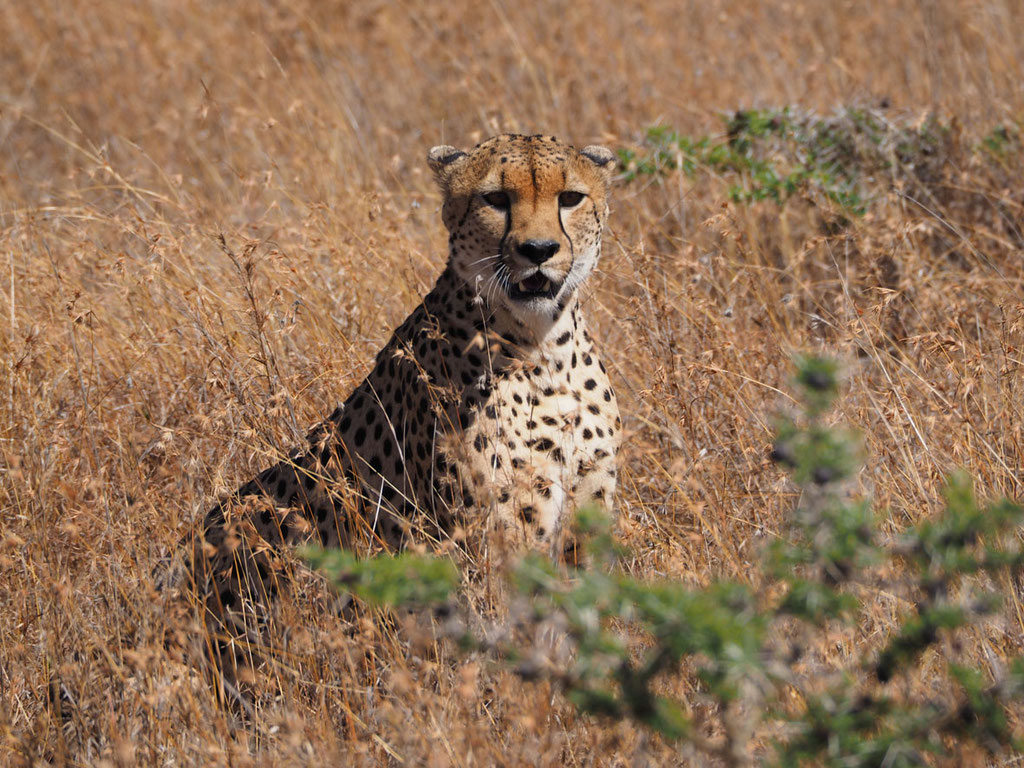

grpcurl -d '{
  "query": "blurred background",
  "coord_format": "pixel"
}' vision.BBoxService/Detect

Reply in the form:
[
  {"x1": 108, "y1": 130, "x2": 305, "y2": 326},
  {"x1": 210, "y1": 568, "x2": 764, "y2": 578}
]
[
  {"x1": 4, "y1": 1, "x2": 1022, "y2": 202},
  {"x1": 1, "y1": 1, "x2": 1022, "y2": 763}
]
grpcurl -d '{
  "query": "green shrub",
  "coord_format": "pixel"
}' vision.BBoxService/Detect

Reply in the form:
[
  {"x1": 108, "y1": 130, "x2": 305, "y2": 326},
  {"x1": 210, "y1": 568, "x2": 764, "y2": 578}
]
[{"x1": 616, "y1": 108, "x2": 978, "y2": 216}]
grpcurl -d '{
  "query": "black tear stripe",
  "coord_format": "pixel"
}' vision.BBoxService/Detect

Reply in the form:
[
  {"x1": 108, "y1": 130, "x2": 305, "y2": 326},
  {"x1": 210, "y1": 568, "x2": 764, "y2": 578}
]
[
  {"x1": 556, "y1": 209, "x2": 576, "y2": 320},
  {"x1": 456, "y1": 198, "x2": 474, "y2": 231},
  {"x1": 497, "y1": 169, "x2": 512, "y2": 262},
  {"x1": 558, "y1": 209, "x2": 575, "y2": 264}
]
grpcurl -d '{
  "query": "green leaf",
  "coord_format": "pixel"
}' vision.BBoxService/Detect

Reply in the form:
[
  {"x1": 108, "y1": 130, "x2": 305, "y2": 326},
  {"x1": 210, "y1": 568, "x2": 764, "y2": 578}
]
[{"x1": 301, "y1": 547, "x2": 459, "y2": 607}]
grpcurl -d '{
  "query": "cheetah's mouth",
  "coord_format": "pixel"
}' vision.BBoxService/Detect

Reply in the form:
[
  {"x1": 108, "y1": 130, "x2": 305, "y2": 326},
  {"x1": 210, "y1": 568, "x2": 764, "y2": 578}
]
[{"x1": 509, "y1": 271, "x2": 562, "y2": 302}]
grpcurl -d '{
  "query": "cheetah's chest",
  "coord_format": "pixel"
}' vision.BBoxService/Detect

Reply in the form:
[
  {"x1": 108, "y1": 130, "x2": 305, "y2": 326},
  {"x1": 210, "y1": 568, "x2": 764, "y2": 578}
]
[{"x1": 453, "y1": 346, "x2": 619, "y2": 544}]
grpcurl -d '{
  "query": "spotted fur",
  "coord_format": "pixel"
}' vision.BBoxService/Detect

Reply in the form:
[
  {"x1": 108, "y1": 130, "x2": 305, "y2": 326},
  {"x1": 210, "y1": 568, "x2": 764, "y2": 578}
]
[{"x1": 195, "y1": 134, "x2": 621, "y2": 619}]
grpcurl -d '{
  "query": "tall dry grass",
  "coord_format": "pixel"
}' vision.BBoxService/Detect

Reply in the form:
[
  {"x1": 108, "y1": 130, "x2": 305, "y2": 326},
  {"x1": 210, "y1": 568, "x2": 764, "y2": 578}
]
[{"x1": 1, "y1": 0, "x2": 1023, "y2": 764}]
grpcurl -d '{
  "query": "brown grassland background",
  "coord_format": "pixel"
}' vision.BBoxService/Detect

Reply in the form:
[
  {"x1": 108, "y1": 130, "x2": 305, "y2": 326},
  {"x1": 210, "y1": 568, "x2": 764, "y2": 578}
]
[{"x1": 2, "y1": 0, "x2": 1024, "y2": 764}]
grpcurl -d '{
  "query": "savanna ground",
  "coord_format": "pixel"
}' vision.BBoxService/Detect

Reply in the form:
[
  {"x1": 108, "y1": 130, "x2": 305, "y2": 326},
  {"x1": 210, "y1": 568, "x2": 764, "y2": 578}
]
[{"x1": 2, "y1": 1, "x2": 1023, "y2": 764}]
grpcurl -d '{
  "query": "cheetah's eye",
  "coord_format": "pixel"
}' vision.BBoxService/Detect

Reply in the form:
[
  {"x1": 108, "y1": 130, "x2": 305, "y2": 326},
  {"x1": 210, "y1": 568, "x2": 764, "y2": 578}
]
[
  {"x1": 558, "y1": 191, "x2": 585, "y2": 208},
  {"x1": 482, "y1": 191, "x2": 510, "y2": 209}
]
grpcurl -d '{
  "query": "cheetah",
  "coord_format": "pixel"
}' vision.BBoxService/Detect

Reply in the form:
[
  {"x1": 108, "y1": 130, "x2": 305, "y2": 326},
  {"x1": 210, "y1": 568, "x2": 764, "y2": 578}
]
[{"x1": 195, "y1": 134, "x2": 621, "y2": 620}]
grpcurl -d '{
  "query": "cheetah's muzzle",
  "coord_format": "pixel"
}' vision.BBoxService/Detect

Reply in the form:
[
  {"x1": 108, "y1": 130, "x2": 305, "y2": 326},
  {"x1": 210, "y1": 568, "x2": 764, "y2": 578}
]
[{"x1": 510, "y1": 270, "x2": 562, "y2": 301}]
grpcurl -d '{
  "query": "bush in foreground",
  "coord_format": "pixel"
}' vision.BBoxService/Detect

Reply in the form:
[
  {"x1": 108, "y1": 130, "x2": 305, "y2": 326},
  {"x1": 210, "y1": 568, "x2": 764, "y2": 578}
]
[{"x1": 306, "y1": 357, "x2": 1024, "y2": 765}]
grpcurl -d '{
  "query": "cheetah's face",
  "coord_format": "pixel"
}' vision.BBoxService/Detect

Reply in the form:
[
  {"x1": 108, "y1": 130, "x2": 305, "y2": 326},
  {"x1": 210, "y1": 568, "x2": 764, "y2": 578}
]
[{"x1": 429, "y1": 134, "x2": 615, "y2": 323}]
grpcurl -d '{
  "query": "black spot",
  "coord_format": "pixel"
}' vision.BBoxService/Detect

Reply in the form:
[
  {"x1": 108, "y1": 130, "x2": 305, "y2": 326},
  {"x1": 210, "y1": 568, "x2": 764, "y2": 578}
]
[
  {"x1": 583, "y1": 428, "x2": 593, "y2": 440},
  {"x1": 520, "y1": 506, "x2": 536, "y2": 523},
  {"x1": 533, "y1": 438, "x2": 555, "y2": 452},
  {"x1": 603, "y1": 389, "x2": 612, "y2": 402},
  {"x1": 354, "y1": 427, "x2": 367, "y2": 446},
  {"x1": 587, "y1": 404, "x2": 600, "y2": 415},
  {"x1": 369, "y1": 455, "x2": 383, "y2": 475},
  {"x1": 542, "y1": 387, "x2": 555, "y2": 397},
  {"x1": 555, "y1": 331, "x2": 571, "y2": 345},
  {"x1": 584, "y1": 379, "x2": 597, "y2": 390},
  {"x1": 551, "y1": 447, "x2": 564, "y2": 463},
  {"x1": 474, "y1": 434, "x2": 486, "y2": 452}
]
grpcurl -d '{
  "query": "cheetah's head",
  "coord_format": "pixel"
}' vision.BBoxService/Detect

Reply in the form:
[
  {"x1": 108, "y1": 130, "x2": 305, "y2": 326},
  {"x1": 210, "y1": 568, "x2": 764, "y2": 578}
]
[{"x1": 428, "y1": 134, "x2": 615, "y2": 325}]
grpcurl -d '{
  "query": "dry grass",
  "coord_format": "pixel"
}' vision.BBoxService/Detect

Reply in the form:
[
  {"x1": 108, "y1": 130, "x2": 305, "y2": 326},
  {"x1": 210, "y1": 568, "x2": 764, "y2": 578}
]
[{"x1": 1, "y1": 0, "x2": 1023, "y2": 764}]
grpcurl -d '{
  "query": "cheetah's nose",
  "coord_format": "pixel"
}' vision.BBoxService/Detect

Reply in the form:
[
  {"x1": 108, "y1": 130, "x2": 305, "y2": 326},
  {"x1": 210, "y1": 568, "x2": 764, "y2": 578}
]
[{"x1": 517, "y1": 239, "x2": 560, "y2": 264}]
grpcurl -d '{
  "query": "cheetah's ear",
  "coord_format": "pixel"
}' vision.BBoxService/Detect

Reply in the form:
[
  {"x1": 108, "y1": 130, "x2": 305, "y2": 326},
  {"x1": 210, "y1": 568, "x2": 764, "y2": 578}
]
[
  {"x1": 580, "y1": 145, "x2": 616, "y2": 183},
  {"x1": 428, "y1": 145, "x2": 468, "y2": 187}
]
